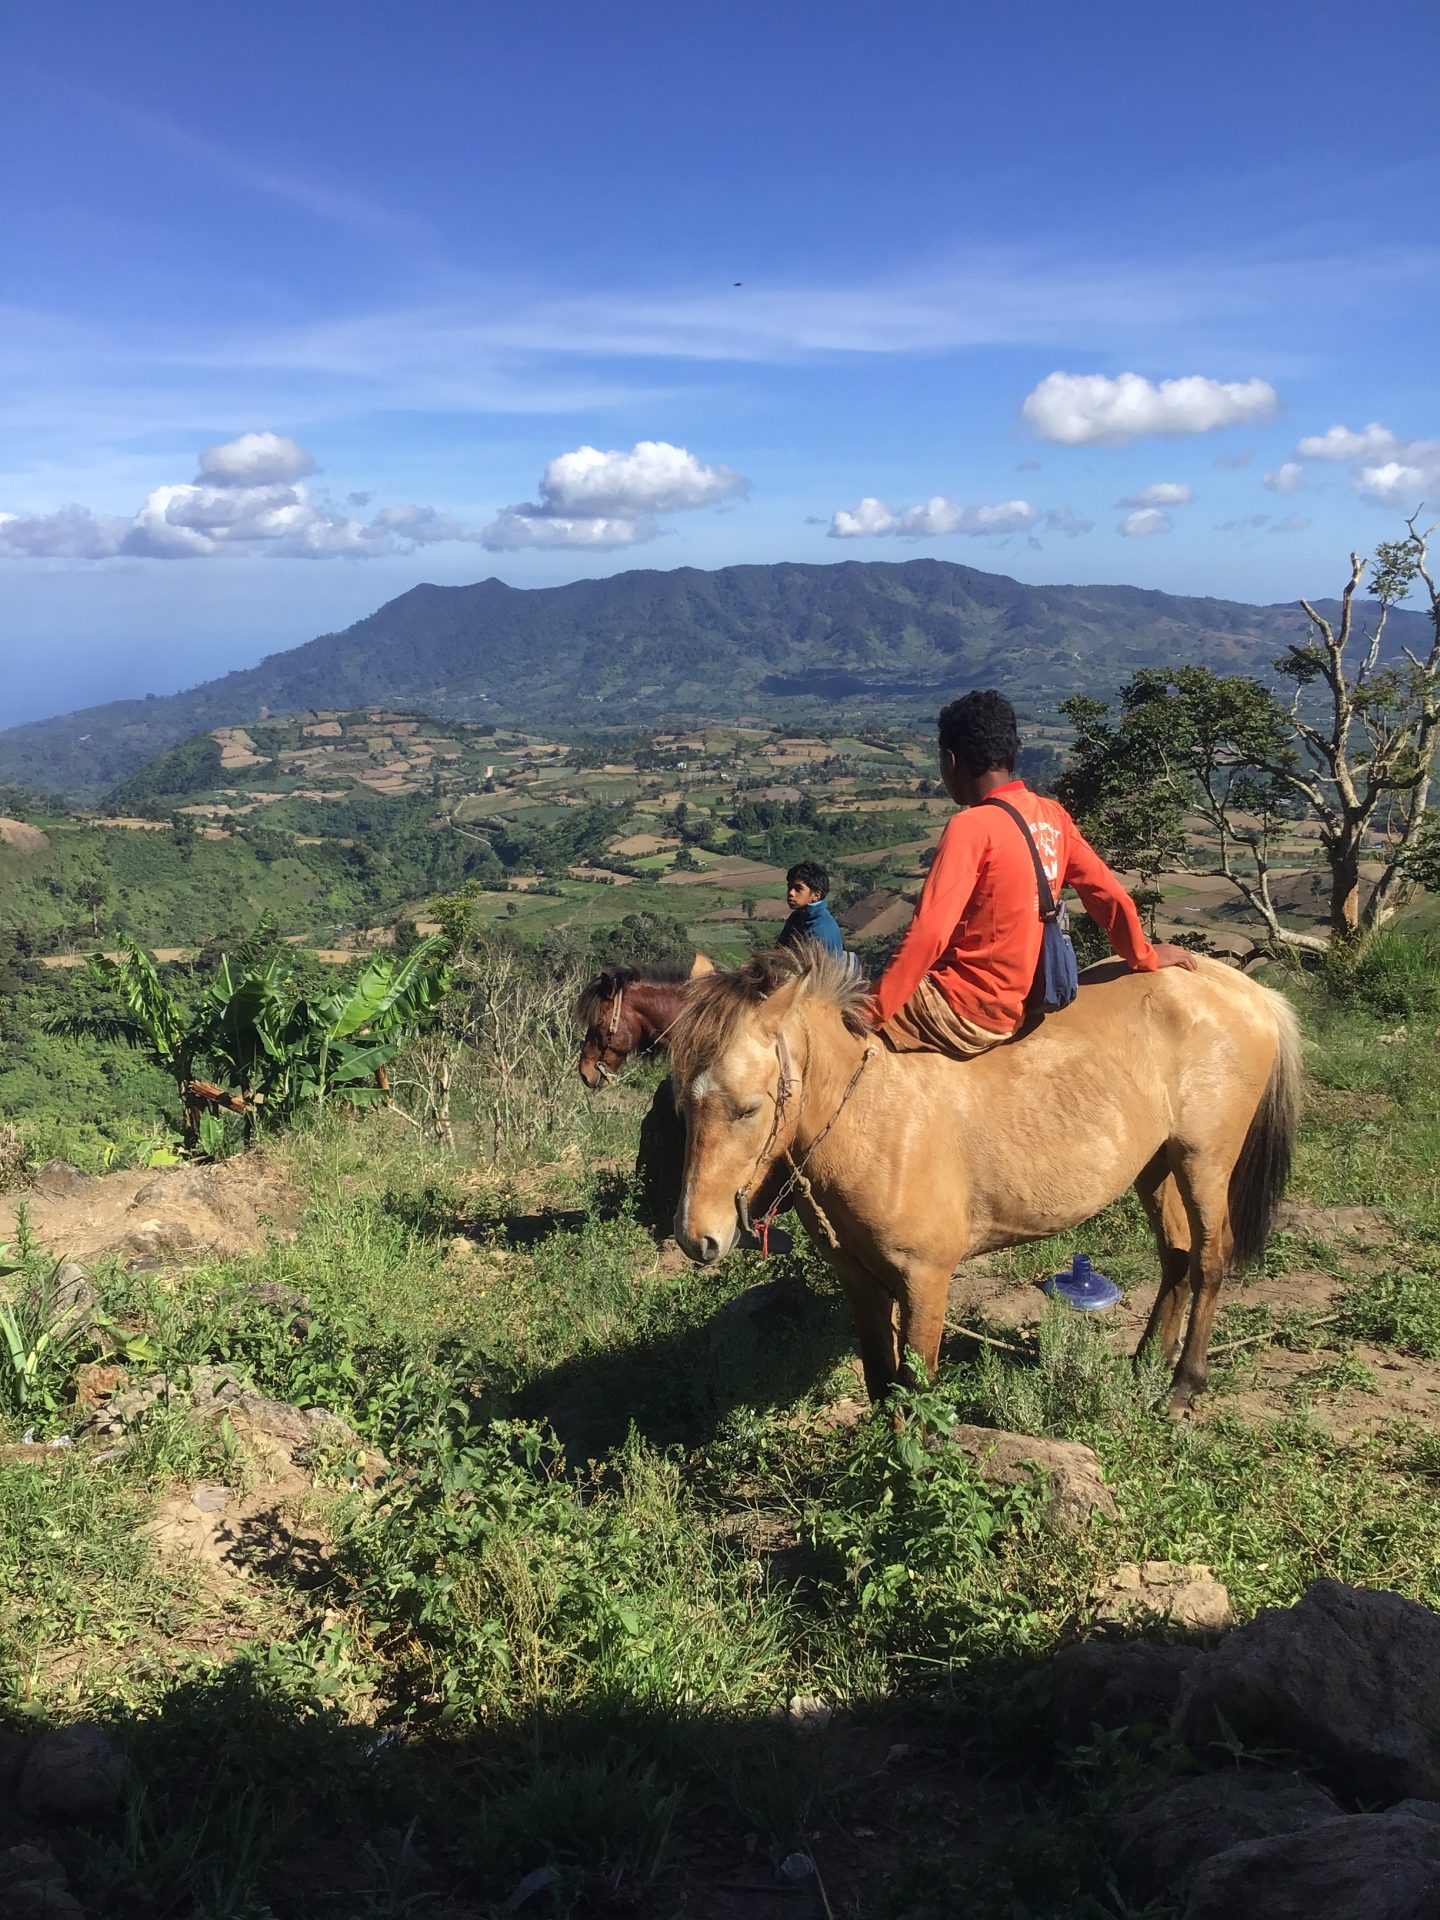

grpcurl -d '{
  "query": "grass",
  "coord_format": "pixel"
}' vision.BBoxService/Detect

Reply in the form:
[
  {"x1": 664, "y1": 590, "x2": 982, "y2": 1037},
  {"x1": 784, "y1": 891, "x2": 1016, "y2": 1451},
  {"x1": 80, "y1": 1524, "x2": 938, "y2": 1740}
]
[{"x1": 3, "y1": 976, "x2": 1440, "y2": 1915}]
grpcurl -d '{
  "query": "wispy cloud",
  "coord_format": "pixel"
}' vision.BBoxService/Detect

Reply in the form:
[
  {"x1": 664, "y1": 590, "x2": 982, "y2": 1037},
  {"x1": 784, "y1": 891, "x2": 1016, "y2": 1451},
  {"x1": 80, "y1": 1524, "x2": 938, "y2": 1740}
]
[{"x1": 74, "y1": 89, "x2": 417, "y2": 243}]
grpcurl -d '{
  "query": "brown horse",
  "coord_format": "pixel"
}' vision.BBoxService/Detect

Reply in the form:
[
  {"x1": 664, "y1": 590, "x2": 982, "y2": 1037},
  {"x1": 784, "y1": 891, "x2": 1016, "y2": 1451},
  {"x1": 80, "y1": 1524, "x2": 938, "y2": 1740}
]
[
  {"x1": 667, "y1": 948, "x2": 1301, "y2": 1416},
  {"x1": 575, "y1": 955, "x2": 713, "y2": 1088}
]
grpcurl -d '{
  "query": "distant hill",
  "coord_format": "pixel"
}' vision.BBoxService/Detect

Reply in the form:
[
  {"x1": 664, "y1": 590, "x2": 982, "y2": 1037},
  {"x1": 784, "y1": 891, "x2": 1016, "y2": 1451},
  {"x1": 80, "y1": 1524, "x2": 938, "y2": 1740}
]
[{"x1": 0, "y1": 558, "x2": 1427, "y2": 803}]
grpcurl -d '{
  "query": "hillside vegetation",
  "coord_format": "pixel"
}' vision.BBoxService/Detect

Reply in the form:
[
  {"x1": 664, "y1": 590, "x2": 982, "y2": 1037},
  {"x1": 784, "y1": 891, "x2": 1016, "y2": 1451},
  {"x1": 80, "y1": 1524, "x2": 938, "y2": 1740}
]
[
  {"x1": 2, "y1": 965, "x2": 1440, "y2": 1917},
  {"x1": 1, "y1": 558, "x2": 1430, "y2": 802}
]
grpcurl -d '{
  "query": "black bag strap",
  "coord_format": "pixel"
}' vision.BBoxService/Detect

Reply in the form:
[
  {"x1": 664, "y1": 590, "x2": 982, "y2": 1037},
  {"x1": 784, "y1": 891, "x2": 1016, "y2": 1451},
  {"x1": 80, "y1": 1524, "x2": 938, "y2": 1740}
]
[{"x1": 979, "y1": 795, "x2": 1060, "y2": 924}]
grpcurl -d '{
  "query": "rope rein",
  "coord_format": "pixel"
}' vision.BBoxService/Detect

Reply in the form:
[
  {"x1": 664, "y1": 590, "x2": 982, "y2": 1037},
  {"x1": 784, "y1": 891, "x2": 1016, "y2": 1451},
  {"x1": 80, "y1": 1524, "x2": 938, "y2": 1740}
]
[{"x1": 738, "y1": 1030, "x2": 876, "y2": 1256}]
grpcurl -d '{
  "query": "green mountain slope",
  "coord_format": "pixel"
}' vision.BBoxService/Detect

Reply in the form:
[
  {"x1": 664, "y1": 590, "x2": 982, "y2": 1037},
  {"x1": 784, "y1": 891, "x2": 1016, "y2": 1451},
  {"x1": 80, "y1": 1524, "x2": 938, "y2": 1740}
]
[{"x1": 1, "y1": 557, "x2": 1425, "y2": 802}]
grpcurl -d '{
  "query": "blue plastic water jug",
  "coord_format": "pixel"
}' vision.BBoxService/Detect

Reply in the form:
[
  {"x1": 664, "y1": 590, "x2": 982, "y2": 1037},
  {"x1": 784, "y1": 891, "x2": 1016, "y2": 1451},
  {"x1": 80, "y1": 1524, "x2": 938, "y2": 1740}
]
[{"x1": 1043, "y1": 1254, "x2": 1121, "y2": 1312}]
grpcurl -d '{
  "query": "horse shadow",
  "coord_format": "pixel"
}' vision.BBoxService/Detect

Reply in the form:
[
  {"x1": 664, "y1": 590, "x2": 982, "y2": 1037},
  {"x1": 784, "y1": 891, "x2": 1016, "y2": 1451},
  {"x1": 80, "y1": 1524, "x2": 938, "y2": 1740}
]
[
  {"x1": 383, "y1": 1168, "x2": 636, "y2": 1249},
  {"x1": 514, "y1": 1254, "x2": 859, "y2": 1462}
]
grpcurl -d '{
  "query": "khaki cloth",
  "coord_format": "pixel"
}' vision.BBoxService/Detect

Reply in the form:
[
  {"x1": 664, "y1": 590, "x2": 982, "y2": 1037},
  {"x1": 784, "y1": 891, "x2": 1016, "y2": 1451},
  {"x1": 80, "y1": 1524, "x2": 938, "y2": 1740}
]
[{"x1": 879, "y1": 973, "x2": 1016, "y2": 1061}]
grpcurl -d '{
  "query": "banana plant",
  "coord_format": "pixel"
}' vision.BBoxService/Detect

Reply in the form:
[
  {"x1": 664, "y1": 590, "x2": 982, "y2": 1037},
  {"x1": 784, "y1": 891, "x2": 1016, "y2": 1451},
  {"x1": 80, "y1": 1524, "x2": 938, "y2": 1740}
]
[{"x1": 47, "y1": 934, "x2": 452, "y2": 1148}]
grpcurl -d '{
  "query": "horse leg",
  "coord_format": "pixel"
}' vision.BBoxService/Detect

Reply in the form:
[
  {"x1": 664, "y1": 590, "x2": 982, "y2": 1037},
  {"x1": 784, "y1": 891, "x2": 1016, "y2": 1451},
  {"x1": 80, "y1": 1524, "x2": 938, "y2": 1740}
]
[
  {"x1": 1166, "y1": 1166, "x2": 1235, "y2": 1418},
  {"x1": 897, "y1": 1265, "x2": 951, "y2": 1388},
  {"x1": 834, "y1": 1258, "x2": 901, "y2": 1402},
  {"x1": 1133, "y1": 1160, "x2": 1193, "y2": 1368}
]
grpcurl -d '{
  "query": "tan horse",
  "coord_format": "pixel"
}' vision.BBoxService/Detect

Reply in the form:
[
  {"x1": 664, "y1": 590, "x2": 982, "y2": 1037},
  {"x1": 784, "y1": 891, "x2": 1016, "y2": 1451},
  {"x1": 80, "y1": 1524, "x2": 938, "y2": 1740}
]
[{"x1": 668, "y1": 948, "x2": 1302, "y2": 1416}]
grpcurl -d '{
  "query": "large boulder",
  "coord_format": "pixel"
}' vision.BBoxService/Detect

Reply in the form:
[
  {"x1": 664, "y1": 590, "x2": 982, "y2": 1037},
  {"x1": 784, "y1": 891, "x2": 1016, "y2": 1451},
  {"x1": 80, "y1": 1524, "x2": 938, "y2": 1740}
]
[
  {"x1": 1109, "y1": 1768, "x2": 1342, "y2": 1906},
  {"x1": 947, "y1": 1426, "x2": 1117, "y2": 1535},
  {"x1": 1052, "y1": 1640, "x2": 1204, "y2": 1747},
  {"x1": 1173, "y1": 1579, "x2": 1440, "y2": 1803},
  {"x1": 1183, "y1": 1803, "x2": 1440, "y2": 1920}
]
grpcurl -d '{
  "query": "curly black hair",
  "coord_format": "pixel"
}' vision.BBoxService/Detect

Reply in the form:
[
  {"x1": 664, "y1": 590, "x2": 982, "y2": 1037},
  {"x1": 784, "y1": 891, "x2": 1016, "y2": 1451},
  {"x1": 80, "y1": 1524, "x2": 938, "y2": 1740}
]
[
  {"x1": 937, "y1": 690, "x2": 1020, "y2": 775},
  {"x1": 786, "y1": 860, "x2": 829, "y2": 897}
]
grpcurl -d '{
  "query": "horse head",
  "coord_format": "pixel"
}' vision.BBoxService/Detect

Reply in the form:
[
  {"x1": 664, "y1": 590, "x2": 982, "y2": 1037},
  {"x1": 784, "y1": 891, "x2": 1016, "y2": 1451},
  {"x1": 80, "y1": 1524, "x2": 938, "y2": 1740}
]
[
  {"x1": 668, "y1": 961, "x2": 812, "y2": 1263},
  {"x1": 576, "y1": 967, "x2": 637, "y2": 1088}
]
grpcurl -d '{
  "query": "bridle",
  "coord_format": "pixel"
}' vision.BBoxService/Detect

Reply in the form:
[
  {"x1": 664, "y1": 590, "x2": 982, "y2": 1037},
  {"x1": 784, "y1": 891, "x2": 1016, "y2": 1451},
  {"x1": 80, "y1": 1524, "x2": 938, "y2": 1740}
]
[
  {"x1": 733, "y1": 1015, "x2": 876, "y2": 1254},
  {"x1": 587, "y1": 979, "x2": 686, "y2": 1086}
]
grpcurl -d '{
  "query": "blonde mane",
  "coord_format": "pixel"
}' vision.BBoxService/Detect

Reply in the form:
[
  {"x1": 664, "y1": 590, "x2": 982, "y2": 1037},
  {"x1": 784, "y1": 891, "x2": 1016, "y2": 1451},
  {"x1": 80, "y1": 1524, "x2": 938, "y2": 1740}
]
[{"x1": 668, "y1": 945, "x2": 869, "y2": 1087}]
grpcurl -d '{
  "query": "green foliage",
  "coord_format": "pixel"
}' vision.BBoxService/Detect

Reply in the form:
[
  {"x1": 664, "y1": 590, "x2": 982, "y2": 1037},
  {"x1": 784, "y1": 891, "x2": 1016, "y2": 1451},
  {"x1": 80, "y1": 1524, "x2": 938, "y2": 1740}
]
[
  {"x1": 0, "y1": 1218, "x2": 96, "y2": 1424},
  {"x1": 1338, "y1": 1267, "x2": 1440, "y2": 1358},
  {"x1": 107, "y1": 732, "x2": 225, "y2": 816},
  {"x1": 809, "y1": 1369, "x2": 1042, "y2": 1660},
  {"x1": 45, "y1": 935, "x2": 451, "y2": 1142},
  {"x1": 1318, "y1": 928, "x2": 1440, "y2": 1019}
]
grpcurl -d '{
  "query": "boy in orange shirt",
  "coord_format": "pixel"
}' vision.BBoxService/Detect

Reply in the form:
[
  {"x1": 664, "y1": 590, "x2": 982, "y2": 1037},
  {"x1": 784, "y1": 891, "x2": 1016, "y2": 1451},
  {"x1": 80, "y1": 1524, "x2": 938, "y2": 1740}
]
[{"x1": 869, "y1": 690, "x2": 1195, "y2": 1058}]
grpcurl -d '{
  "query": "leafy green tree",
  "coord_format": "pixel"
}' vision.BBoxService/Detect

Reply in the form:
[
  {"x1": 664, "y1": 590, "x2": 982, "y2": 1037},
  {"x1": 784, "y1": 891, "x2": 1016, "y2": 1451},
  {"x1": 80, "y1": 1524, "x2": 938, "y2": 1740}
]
[{"x1": 1061, "y1": 517, "x2": 1440, "y2": 953}]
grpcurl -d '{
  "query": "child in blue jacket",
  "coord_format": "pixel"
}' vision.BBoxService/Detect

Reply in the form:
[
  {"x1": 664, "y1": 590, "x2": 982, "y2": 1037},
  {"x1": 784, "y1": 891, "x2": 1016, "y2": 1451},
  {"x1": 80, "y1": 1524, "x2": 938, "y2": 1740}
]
[{"x1": 778, "y1": 860, "x2": 846, "y2": 958}]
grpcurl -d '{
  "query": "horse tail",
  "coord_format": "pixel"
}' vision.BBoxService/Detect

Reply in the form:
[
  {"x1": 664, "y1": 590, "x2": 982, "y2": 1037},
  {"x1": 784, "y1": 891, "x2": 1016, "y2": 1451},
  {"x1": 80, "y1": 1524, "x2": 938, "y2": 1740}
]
[{"x1": 1227, "y1": 986, "x2": 1303, "y2": 1272}]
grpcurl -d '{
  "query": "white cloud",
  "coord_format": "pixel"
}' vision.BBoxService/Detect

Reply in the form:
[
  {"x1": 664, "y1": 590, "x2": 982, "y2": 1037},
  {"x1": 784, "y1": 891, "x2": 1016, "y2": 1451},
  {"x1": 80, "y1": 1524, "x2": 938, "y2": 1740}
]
[
  {"x1": 1269, "y1": 514, "x2": 1310, "y2": 535},
  {"x1": 0, "y1": 505, "x2": 128, "y2": 559},
  {"x1": 1118, "y1": 508, "x2": 1173, "y2": 538},
  {"x1": 1263, "y1": 462, "x2": 1304, "y2": 494},
  {"x1": 537, "y1": 440, "x2": 746, "y2": 516},
  {"x1": 1022, "y1": 371, "x2": 1279, "y2": 446},
  {"x1": 1116, "y1": 482, "x2": 1193, "y2": 507},
  {"x1": 0, "y1": 431, "x2": 489, "y2": 561},
  {"x1": 1215, "y1": 514, "x2": 1271, "y2": 532},
  {"x1": 479, "y1": 509, "x2": 658, "y2": 552},
  {"x1": 1290, "y1": 421, "x2": 1440, "y2": 505},
  {"x1": 828, "y1": 495, "x2": 1037, "y2": 540},
  {"x1": 195, "y1": 431, "x2": 316, "y2": 488},
  {"x1": 1214, "y1": 450, "x2": 1255, "y2": 469},
  {"x1": 479, "y1": 438, "x2": 748, "y2": 550},
  {"x1": 1295, "y1": 422, "x2": 1398, "y2": 462},
  {"x1": 1357, "y1": 459, "x2": 1438, "y2": 505}
]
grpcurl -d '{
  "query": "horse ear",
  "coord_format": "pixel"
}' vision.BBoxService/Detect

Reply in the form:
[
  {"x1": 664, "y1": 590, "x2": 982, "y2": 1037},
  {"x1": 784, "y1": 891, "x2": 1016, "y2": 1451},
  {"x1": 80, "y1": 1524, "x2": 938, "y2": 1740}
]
[
  {"x1": 757, "y1": 974, "x2": 805, "y2": 1031},
  {"x1": 690, "y1": 951, "x2": 715, "y2": 977},
  {"x1": 597, "y1": 967, "x2": 617, "y2": 993}
]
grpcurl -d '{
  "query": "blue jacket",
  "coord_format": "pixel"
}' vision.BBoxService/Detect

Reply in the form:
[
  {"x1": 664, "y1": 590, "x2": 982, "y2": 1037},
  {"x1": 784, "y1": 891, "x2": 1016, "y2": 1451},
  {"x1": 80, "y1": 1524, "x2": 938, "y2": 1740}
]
[{"x1": 779, "y1": 898, "x2": 846, "y2": 958}]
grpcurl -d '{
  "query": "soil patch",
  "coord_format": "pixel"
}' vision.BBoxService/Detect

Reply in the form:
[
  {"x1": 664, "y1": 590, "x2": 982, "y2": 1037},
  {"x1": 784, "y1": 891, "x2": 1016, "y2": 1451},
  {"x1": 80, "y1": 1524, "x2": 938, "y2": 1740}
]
[{"x1": 0, "y1": 1155, "x2": 301, "y2": 1269}]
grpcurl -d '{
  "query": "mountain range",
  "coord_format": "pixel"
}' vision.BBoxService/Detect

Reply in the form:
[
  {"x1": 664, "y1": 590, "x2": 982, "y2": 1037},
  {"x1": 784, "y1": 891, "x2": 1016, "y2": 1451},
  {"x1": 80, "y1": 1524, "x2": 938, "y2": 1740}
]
[{"x1": 1, "y1": 558, "x2": 1424, "y2": 803}]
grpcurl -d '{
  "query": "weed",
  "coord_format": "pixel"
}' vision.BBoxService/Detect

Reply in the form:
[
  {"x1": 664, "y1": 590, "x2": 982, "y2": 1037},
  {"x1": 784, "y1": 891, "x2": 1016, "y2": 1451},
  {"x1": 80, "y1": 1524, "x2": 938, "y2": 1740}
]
[{"x1": 1337, "y1": 1265, "x2": 1440, "y2": 1357}]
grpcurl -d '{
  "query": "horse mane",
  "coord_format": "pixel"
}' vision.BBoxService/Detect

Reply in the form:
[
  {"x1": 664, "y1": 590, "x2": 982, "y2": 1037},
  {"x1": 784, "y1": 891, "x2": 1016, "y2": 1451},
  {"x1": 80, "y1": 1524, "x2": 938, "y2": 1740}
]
[
  {"x1": 668, "y1": 946, "x2": 869, "y2": 1087},
  {"x1": 575, "y1": 960, "x2": 695, "y2": 1030}
]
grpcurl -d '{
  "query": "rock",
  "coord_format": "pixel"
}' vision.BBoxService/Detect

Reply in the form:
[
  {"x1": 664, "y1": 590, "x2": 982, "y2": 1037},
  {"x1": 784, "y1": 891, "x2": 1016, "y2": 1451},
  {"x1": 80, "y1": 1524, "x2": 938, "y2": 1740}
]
[
  {"x1": 0, "y1": 1844, "x2": 85, "y2": 1920},
  {"x1": 1091, "y1": 1562, "x2": 1234, "y2": 1639},
  {"x1": 1109, "y1": 1768, "x2": 1342, "y2": 1905},
  {"x1": 781, "y1": 1694, "x2": 832, "y2": 1736},
  {"x1": 87, "y1": 1372, "x2": 173, "y2": 1433},
  {"x1": 17, "y1": 1723, "x2": 122, "y2": 1822},
  {"x1": 1183, "y1": 1804, "x2": 1440, "y2": 1920},
  {"x1": 242, "y1": 1280, "x2": 304, "y2": 1308},
  {"x1": 1052, "y1": 1640, "x2": 1204, "y2": 1746},
  {"x1": 813, "y1": 1396, "x2": 868, "y2": 1432},
  {"x1": 947, "y1": 1425, "x2": 1118, "y2": 1535},
  {"x1": 44, "y1": 1262, "x2": 98, "y2": 1320},
  {"x1": 1173, "y1": 1578, "x2": 1440, "y2": 1803},
  {"x1": 32, "y1": 1163, "x2": 93, "y2": 1200},
  {"x1": 189, "y1": 1366, "x2": 362, "y2": 1465},
  {"x1": 73, "y1": 1362, "x2": 126, "y2": 1409}
]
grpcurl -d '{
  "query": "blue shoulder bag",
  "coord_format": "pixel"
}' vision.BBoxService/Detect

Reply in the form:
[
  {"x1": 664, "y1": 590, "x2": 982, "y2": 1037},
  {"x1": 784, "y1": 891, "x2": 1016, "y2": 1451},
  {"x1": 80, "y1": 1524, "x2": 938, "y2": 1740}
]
[{"x1": 980, "y1": 796, "x2": 1079, "y2": 1014}]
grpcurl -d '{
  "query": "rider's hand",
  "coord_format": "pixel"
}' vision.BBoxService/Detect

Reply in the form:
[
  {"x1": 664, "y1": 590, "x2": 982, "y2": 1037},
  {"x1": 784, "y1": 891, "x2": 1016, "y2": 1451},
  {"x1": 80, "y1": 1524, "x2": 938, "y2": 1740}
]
[{"x1": 1151, "y1": 942, "x2": 1199, "y2": 972}]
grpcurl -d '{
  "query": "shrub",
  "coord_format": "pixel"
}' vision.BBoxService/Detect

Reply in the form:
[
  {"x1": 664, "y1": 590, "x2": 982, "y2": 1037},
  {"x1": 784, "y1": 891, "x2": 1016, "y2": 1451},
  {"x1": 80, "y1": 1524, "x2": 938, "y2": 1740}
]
[{"x1": 1319, "y1": 929, "x2": 1440, "y2": 1021}]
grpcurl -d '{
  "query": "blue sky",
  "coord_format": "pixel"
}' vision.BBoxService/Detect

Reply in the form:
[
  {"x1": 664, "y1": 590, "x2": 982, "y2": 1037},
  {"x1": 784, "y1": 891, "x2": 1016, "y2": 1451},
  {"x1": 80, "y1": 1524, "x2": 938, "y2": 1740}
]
[{"x1": 2, "y1": 0, "x2": 1437, "y2": 726}]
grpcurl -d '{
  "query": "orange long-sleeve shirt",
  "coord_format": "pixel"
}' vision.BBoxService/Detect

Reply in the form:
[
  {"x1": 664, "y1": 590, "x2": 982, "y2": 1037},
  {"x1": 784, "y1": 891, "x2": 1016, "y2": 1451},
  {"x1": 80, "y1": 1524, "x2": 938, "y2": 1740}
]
[{"x1": 870, "y1": 780, "x2": 1158, "y2": 1035}]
